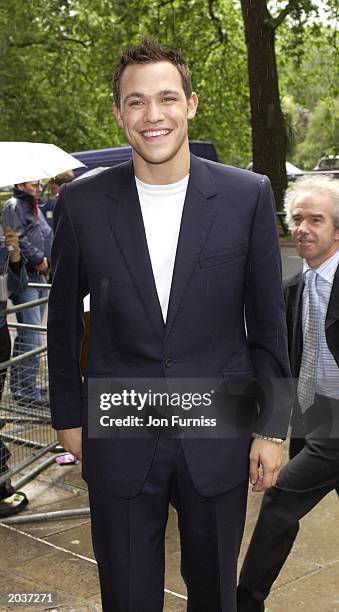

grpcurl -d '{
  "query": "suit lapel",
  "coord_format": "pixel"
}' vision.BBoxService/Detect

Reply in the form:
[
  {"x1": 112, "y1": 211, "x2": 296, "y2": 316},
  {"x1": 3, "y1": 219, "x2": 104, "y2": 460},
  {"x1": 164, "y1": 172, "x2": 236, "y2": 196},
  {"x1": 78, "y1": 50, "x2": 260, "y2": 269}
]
[
  {"x1": 325, "y1": 264, "x2": 339, "y2": 330},
  {"x1": 165, "y1": 155, "x2": 218, "y2": 339},
  {"x1": 106, "y1": 161, "x2": 165, "y2": 341},
  {"x1": 288, "y1": 273, "x2": 304, "y2": 376},
  {"x1": 105, "y1": 156, "x2": 218, "y2": 342}
]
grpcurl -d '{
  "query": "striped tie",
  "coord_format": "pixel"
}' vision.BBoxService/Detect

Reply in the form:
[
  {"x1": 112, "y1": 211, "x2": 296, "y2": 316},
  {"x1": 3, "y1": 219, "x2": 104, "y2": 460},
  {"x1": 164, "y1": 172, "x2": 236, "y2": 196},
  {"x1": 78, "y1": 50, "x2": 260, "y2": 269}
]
[{"x1": 297, "y1": 269, "x2": 318, "y2": 412}]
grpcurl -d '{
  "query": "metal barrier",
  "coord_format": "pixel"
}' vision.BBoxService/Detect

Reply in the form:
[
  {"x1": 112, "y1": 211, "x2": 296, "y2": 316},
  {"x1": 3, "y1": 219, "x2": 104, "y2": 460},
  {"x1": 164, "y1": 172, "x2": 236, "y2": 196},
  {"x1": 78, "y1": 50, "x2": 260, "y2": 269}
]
[
  {"x1": 0, "y1": 325, "x2": 56, "y2": 485},
  {"x1": 0, "y1": 285, "x2": 90, "y2": 523}
]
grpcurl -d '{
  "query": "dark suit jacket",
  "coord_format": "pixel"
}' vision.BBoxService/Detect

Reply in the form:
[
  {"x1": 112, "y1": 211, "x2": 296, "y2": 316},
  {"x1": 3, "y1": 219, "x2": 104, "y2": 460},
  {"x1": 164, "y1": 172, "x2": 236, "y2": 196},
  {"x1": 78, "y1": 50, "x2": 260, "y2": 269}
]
[
  {"x1": 284, "y1": 265, "x2": 339, "y2": 436},
  {"x1": 47, "y1": 154, "x2": 291, "y2": 498},
  {"x1": 284, "y1": 265, "x2": 339, "y2": 376}
]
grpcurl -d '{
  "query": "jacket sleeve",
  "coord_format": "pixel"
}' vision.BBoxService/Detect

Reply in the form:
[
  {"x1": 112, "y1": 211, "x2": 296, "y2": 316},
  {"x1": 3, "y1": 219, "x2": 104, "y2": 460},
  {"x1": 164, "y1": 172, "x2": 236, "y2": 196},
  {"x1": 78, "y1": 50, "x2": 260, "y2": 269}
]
[
  {"x1": 7, "y1": 260, "x2": 28, "y2": 295},
  {"x1": 244, "y1": 175, "x2": 293, "y2": 438},
  {"x1": 47, "y1": 185, "x2": 88, "y2": 429},
  {"x1": 3, "y1": 201, "x2": 45, "y2": 266}
]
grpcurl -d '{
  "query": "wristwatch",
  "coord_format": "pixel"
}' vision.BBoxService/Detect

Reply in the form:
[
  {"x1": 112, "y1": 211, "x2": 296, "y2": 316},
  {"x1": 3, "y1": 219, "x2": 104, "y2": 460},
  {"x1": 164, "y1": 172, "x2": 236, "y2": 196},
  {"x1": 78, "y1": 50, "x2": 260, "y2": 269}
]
[{"x1": 252, "y1": 432, "x2": 284, "y2": 444}]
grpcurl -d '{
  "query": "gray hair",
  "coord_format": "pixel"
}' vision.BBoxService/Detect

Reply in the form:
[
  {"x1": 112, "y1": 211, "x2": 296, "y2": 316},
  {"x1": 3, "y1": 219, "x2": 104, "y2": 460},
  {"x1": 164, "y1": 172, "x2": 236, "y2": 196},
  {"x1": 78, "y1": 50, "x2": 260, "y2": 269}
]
[{"x1": 284, "y1": 174, "x2": 339, "y2": 230}]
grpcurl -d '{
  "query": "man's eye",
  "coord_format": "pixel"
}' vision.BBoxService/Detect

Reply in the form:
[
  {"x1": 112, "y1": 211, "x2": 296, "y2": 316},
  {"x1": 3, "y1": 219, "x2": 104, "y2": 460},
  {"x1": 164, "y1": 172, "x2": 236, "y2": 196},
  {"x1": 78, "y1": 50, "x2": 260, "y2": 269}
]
[
  {"x1": 292, "y1": 218, "x2": 301, "y2": 224},
  {"x1": 129, "y1": 100, "x2": 143, "y2": 107},
  {"x1": 162, "y1": 97, "x2": 176, "y2": 103}
]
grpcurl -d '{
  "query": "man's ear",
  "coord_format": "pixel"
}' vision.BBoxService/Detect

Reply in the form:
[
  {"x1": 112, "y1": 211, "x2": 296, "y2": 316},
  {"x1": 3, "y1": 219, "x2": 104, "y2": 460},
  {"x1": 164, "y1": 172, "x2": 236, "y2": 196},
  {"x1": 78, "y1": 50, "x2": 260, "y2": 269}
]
[
  {"x1": 113, "y1": 104, "x2": 124, "y2": 128},
  {"x1": 16, "y1": 183, "x2": 24, "y2": 191},
  {"x1": 187, "y1": 92, "x2": 198, "y2": 121}
]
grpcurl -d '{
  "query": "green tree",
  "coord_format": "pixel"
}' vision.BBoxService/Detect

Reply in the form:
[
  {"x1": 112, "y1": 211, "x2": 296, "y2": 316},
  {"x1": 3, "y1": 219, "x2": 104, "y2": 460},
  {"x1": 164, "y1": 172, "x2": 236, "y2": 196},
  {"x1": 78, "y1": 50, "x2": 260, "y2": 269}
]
[
  {"x1": 1, "y1": 0, "x2": 338, "y2": 205},
  {"x1": 295, "y1": 98, "x2": 339, "y2": 168}
]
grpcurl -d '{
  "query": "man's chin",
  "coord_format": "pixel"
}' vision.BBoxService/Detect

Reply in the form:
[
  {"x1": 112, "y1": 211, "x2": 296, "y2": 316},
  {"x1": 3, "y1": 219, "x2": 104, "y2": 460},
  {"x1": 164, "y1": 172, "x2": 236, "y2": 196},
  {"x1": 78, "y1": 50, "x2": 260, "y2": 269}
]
[
  {"x1": 133, "y1": 147, "x2": 184, "y2": 166},
  {"x1": 295, "y1": 243, "x2": 314, "y2": 258}
]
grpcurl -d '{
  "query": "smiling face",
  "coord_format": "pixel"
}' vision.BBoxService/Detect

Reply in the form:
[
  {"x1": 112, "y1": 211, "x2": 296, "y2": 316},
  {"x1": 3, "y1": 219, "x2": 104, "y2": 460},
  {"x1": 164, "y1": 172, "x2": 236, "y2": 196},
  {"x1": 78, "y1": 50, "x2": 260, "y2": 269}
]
[
  {"x1": 291, "y1": 190, "x2": 339, "y2": 268},
  {"x1": 113, "y1": 61, "x2": 198, "y2": 183}
]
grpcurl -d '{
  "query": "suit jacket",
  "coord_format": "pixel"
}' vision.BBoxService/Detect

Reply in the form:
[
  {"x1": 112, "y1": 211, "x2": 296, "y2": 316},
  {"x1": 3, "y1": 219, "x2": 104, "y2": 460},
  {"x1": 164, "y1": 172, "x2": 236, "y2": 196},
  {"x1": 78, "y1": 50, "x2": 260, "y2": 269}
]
[
  {"x1": 47, "y1": 154, "x2": 292, "y2": 498},
  {"x1": 284, "y1": 265, "x2": 339, "y2": 436},
  {"x1": 284, "y1": 265, "x2": 339, "y2": 376}
]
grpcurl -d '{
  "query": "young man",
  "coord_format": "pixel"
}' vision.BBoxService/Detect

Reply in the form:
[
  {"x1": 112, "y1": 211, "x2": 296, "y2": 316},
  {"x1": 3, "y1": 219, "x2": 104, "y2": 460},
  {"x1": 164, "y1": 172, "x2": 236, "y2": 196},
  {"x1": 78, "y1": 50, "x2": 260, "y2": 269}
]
[
  {"x1": 238, "y1": 175, "x2": 339, "y2": 612},
  {"x1": 48, "y1": 38, "x2": 291, "y2": 612}
]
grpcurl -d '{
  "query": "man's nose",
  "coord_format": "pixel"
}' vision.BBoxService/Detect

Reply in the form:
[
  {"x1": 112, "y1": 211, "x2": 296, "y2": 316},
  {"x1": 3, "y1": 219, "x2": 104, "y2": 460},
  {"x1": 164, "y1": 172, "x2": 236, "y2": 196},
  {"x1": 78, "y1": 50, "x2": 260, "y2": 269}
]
[
  {"x1": 298, "y1": 220, "x2": 309, "y2": 234},
  {"x1": 144, "y1": 101, "x2": 164, "y2": 123}
]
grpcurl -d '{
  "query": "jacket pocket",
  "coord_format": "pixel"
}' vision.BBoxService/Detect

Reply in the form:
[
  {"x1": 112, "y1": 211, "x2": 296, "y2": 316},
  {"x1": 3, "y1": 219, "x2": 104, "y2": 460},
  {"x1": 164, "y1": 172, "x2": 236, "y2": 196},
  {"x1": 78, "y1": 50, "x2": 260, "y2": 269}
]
[
  {"x1": 222, "y1": 370, "x2": 255, "y2": 398},
  {"x1": 199, "y1": 244, "x2": 247, "y2": 269}
]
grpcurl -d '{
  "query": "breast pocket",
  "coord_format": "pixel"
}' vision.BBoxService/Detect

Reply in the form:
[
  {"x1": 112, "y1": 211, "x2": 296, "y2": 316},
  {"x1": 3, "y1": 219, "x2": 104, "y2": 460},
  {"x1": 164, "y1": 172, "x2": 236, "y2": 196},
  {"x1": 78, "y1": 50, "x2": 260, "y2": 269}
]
[{"x1": 199, "y1": 243, "x2": 247, "y2": 269}]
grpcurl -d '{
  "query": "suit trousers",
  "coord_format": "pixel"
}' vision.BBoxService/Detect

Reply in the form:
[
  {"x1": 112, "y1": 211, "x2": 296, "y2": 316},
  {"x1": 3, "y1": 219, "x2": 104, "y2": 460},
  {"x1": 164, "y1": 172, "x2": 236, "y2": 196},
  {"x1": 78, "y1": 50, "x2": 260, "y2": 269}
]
[
  {"x1": 237, "y1": 397, "x2": 339, "y2": 612},
  {"x1": 88, "y1": 437, "x2": 248, "y2": 612}
]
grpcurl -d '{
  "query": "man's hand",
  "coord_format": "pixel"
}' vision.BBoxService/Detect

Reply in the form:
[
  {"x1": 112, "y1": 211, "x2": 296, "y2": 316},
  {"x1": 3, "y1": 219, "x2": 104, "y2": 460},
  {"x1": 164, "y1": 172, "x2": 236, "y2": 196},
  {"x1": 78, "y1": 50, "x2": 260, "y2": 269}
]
[
  {"x1": 4, "y1": 227, "x2": 21, "y2": 262},
  {"x1": 57, "y1": 427, "x2": 82, "y2": 460},
  {"x1": 249, "y1": 438, "x2": 284, "y2": 492},
  {"x1": 36, "y1": 257, "x2": 49, "y2": 274}
]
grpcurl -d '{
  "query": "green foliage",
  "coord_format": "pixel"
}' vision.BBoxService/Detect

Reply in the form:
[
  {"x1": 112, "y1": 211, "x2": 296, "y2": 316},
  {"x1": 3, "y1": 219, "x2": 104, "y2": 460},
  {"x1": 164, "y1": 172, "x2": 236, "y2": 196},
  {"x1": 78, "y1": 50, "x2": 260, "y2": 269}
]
[
  {"x1": 0, "y1": 0, "x2": 251, "y2": 165},
  {"x1": 277, "y1": 18, "x2": 338, "y2": 169},
  {"x1": 0, "y1": 0, "x2": 337, "y2": 172},
  {"x1": 294, "y1": 98, "x2": 339, "y2": 169}
]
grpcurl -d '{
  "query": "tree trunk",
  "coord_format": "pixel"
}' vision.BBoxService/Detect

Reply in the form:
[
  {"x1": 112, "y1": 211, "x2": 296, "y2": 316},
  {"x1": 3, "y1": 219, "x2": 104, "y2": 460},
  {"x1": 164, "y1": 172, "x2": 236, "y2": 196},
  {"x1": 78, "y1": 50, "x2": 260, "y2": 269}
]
[{"x1": 240, "y1": 0, "x2": 287, "y2": 210}]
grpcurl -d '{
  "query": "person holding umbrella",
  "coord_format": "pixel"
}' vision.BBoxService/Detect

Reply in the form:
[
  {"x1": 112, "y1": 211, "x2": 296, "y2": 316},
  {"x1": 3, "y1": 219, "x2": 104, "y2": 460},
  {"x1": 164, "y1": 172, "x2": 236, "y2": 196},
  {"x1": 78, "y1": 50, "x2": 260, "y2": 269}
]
[
  {"x1": 3, "y1": 180, "x2": 53, "y2": 405},
  {"x1": 0, "y1": 142, "x2": 84, "y2": 406},
  {"x1": 0, "y1": 225, "x2": 29, "y2": 517}
]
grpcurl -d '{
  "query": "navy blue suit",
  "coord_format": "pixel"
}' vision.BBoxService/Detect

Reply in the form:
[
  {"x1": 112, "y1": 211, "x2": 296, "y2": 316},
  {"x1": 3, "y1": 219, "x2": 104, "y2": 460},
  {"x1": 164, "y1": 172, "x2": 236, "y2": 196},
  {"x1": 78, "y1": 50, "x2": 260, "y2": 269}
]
[{"x1": 48, "y1": 155, "x2": 291, "y2": 611}]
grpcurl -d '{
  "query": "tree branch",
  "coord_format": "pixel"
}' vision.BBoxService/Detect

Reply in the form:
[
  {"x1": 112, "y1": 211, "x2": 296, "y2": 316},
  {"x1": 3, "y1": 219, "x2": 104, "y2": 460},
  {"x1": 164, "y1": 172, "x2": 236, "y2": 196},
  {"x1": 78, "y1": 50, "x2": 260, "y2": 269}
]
[
  {"x1": 207, "y1": 0, "x2": 228, "y2": 44},
  {"x1": 9, "y1": 35, "x2": 90, "y2": 50},
  {"x1": 267, "y1": 0, "x2": 302, "y2": 30},
  {"x1": 59, "y1": 34, "x2": 91, "y2": 48}
]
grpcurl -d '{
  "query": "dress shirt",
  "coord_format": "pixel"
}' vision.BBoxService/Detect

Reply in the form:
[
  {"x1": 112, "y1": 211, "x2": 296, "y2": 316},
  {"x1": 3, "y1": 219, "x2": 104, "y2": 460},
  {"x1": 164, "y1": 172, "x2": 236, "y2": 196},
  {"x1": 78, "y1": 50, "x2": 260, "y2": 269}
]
[{"x1": 302, "y1": 249, "x2": 339, "y2": 399}]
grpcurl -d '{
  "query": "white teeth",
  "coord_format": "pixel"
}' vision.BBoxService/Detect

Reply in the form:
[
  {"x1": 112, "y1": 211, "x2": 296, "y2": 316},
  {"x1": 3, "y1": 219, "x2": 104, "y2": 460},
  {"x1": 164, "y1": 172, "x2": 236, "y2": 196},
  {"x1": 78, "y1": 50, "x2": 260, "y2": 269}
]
[{"x1": 142, "y1": 130, "x2": 170, "y2": 137}]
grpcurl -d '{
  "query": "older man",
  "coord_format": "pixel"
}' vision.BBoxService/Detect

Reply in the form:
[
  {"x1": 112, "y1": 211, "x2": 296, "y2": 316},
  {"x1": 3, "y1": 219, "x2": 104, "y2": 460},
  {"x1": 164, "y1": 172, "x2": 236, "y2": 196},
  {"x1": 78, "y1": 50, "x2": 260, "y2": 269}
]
[{"x1": 237, "y1": 175, "x2": 339, "y2": 612}]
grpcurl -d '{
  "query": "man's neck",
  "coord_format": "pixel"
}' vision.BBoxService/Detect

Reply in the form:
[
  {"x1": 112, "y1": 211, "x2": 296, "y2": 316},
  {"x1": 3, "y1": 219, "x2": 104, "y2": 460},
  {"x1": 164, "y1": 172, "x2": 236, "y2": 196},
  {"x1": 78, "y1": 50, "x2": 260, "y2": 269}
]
[
  {"x1": 306, "y1": 244, "x2": 339, "y2": 269},
  {"x1": 133, "y1": 148, "x2": 190, "y2": 185}
]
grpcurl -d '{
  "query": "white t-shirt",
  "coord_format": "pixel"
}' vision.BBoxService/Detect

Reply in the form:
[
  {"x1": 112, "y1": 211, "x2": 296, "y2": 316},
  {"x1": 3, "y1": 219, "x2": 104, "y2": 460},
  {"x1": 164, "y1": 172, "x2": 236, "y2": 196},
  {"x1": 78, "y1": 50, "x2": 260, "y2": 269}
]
[{"x1": 136, "y1": 175, "x2": 189, "y2": 322}]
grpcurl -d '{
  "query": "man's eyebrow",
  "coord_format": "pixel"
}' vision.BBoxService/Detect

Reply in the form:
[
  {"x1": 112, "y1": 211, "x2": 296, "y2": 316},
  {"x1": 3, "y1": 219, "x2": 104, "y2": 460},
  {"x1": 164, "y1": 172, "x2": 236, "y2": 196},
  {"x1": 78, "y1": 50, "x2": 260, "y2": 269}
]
[
  {"x1": 123, "y1": 89, "x2": 180, "y2": 103},
  {"x1": 123, "y1": 92, "x2": 145, "y2": 103},
  {"x1": 158, "y1": 89, "x2": 180, "y2": 96},
  {"x1": 292, "y1": 212, "x2": 324, "y2": 218}
]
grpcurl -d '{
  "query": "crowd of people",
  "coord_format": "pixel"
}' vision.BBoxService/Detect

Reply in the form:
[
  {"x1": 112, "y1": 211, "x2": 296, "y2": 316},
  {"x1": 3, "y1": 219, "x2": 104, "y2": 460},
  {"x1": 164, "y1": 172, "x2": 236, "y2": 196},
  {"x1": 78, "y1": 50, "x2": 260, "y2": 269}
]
[
  {"x1": 0, "y1": 36, "x2": 338, "y2": 611},
  {"x1": 0, "y1": 171, "x2": 74, "y2": 517}
]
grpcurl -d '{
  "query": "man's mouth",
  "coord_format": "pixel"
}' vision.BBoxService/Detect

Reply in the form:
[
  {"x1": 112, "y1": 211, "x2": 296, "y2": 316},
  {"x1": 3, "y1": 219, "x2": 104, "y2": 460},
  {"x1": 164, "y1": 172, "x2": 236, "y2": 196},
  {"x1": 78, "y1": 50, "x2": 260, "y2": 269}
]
[{"x1": 141, "y1": 129, "x2": 171, "y2": 138}]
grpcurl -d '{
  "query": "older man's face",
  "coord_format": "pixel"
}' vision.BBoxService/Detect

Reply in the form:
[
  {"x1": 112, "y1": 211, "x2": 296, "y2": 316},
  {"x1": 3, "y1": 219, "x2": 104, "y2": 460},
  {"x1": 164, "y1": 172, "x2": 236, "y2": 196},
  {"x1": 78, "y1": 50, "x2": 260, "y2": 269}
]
[{"x1": 291, "y1": 189, "x2": 339, "y2": 268}]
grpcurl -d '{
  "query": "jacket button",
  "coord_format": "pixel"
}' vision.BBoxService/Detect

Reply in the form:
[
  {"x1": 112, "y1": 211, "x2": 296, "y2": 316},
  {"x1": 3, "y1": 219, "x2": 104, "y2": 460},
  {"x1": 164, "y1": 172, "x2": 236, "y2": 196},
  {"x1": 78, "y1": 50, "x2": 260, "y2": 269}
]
[{"x1": 164, "y1": 358, "x2": 173, "y2": 368}]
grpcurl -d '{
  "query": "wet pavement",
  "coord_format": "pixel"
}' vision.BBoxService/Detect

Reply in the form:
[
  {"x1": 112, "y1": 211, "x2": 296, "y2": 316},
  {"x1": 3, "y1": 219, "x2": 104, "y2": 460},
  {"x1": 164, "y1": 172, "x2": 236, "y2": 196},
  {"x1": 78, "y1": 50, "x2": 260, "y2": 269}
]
[{"x1": 0, "y1": 442, "x2": 338, "y2": 612}]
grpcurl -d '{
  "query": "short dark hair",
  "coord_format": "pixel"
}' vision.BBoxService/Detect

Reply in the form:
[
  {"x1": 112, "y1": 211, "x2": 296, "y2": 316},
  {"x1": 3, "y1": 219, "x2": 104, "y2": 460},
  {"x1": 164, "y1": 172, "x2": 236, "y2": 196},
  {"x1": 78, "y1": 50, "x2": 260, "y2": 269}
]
[
  {"x1": 49, "y1": 170, "x2": 75, "y2": 186},
  {"x1": 112, "y1": 37, "x2": 192, "y2": 108}
]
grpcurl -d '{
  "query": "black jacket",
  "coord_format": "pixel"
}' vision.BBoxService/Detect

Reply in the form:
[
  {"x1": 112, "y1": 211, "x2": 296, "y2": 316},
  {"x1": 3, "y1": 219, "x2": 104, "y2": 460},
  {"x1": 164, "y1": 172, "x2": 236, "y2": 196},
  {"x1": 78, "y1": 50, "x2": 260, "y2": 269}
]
[{"x1": 48, "y1": 155, "x2": 292, "y2": 498}]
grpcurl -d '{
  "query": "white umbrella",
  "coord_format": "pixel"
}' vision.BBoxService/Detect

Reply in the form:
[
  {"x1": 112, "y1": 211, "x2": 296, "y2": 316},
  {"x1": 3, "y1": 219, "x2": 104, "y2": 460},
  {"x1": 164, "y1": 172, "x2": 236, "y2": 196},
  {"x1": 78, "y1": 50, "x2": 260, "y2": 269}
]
[{"x1": 0, "y1": 141, "x2": 86, "y2": 187}]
